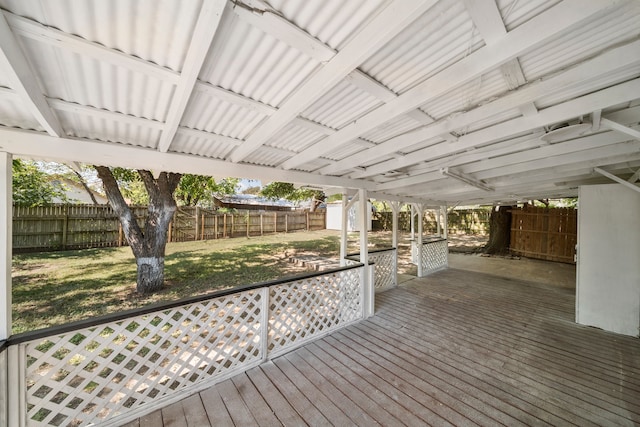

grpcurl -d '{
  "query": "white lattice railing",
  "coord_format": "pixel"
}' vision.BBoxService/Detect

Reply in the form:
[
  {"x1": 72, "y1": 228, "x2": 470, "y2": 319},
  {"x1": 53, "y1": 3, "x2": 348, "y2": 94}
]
[
  {"x1": 5, "y1": 264, "x2": 363, "y2": 427},
  {"x1": 346, "y1": 248, "x2": 397, "y2": 292},
  {"x1": 420, "y1": 239, "x2": 449, "y2": 275}
]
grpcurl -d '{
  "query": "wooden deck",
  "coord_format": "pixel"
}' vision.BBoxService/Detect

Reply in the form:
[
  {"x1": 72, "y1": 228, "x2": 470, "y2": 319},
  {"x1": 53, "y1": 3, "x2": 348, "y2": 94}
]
[{"x1": 123, "y1": 268, "x2": 640, "y2": 426}]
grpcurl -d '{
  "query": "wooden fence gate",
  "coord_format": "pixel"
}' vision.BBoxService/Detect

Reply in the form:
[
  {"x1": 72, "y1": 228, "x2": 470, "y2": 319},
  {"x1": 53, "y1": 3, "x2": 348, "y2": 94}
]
[{"x1": 510, "y1": 206, "x2": 577, "y2": 264}]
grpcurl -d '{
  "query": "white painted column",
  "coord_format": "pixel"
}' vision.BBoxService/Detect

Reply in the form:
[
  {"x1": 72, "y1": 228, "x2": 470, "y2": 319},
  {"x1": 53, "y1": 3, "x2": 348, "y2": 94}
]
[
  {"x1": 390, "y1": 201, "x2": 400, "y2": 249},
  {"x1": 410, "y1": 204, "x2": 415, "y2": 241},
  {"x1": 340, "y1": 193, "x2": 348, "y2": 266},
  {"x1": 0, "y1": 152, "x2": 11, "y2": 340},
  {"x1": 415, "y1": 203, "x2": 424, "y2": 278},
  {"x1": 358, "y1": 189, "x2": 372, "y2": 317},
  {"x1": 441, "y1": 205, "x2": 448, "y2": 239},
  {"x1": 436, "y1": 208, "x2": 441, "y2": 236}
]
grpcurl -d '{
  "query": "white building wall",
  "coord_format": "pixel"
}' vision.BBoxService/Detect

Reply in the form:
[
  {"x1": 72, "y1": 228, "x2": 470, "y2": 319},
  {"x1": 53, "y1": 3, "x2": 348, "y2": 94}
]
[{"x1": 576, "y1": 184, "x2": 640, "y2": 337}]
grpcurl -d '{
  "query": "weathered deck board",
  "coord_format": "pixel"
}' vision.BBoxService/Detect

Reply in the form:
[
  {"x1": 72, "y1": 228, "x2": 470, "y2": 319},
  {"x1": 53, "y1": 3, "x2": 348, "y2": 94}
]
[{"x1": 123, "y1": 268, "x2": 640, "y2": 426}]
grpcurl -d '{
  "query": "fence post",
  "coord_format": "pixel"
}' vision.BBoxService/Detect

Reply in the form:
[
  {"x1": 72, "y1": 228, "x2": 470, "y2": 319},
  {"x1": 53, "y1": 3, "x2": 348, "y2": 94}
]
[
  {"x1": 273, "y1": 212, "x2": 277, "y2": 233},
  {"x1": 285, "y1": 214, "x2": 288, "y2": 233},
  {"x1": 260, "y1": 213, "x2": 263, "y2": 236},
  {"x1": 306, "y1": 211, "x2": 310, "y2": 231},
  {"x1": 118, "y1": 223, "x2": 124, "y2": 246},
  {"x1": 223, "y1": 214, "x2": 227, "y2": 238},
  {"x1": 246, "y1": 212, "x2": 250, "y2": 238},
  {"x1": 195, "y1": 207, "x2": 200, "y2": 240},
  {"x1": 231, "y1": 214, "x2": 234, "y2": 237},
  {"x1": 201, "y1": 214, "x2": 205, "y2": 240},
  {"x1": 61, "y1": 206, "x2": 69, "y2": 249},
  {"x1": 214, "y1": 215, "x2": 218, "y2": 239}
]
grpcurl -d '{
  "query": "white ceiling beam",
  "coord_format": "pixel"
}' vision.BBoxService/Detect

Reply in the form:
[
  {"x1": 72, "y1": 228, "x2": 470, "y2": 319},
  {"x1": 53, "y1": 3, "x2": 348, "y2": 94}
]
[
  {"x1": 229, "y1": 0, "x2": 439, "y2": 163},
  {"x1": 158, "y1": 0, "x2": 227, "y2": 153},
  {"x1": 594, "y1": 167, "x2": 640, "y2": 194},
  {"x1": 628, "y1": 168, "x2": 640, "y2": 183},
  {"x1": 591, "y1": 109, "x2": 602, "y2": 131},
  {"x1": 47, "y1": 98, "x2": 165, "y2": 130},
  {"x1": 367, "y1": 191, "x2": 444, "y2": 207},
  {"x1": 601, "y1": 118, "x2": 640, "y2": 141},
  {"x1": 367, "y1": 78, "x2": 640, "y2": 184},
  {"x1": 0, "y1": 12, "x2": 64, "y2": 137},
  {"x1": 0, "y1": 128, "x2": 376, "y2": 190},
  {"x1": 287, "y1": 0, "x2": 622, "y2": 171},
  {"x1": 388, "y1": 132, "x2": 640, "y2": 195},
  {"x1": 519, "y1": 102, "x2": 538, "y2": 117},
  {"x1": 231, "y1": 4, "x2": 335, "y2": 63},
  {"x1": 4, "y1": 11, "x2": 179, "y2": 83},
  {"x1": 319, "y1": 38, "x2": 640, "y2": 176},
  {"x1": 441, "y1": 167, "x2": 493, "y2": 192}
]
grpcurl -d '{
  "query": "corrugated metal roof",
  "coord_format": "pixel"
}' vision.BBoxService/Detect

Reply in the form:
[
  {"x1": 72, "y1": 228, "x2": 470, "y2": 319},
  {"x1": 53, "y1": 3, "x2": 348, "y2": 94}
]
[
  {"x1": 301, "y1": 80, "x2": 382, "y2": 130},
  {"x1": 199, "y1": 12, "x2": 320, "y2": 107},
  {"x1": 17, "y1": 38, "x2": 174, "y2": 121},
  {"x1": 0, "y1": 0, "x2": 202, "y2": 72},
  {"x1": 266, "y1": 0, "x2": 388, "y2": 50},
  {"x1": 361, "y1": 0, "x2": 484, "y2": 95},
  {"x1": 519, "y1": 2, "x2": 640, "y2": 81},
  {"x1": 361, "y1": 114, "x2": 424, "y2": 144},
  {"x1": 181, "y1": 91, "x2": 267, "y2": 140},
  {"x1": 420, "y1": 68, "x2": 508, "y2": 120},
  {"x1": 264, "y1": 122, "x2": 325, "y2": 153},
  {"x1": 0, "y1": 95, "x2": 43, "y2": 130},
  {"x1": 496, "y1": 0, "x2": 561, "y2": 32},
  {"x1": 243, "y1": 145, "x2": 294, "y2": 167},
  {"x1": 170, "y1": 132, "x2": 236, "y2": 160}
]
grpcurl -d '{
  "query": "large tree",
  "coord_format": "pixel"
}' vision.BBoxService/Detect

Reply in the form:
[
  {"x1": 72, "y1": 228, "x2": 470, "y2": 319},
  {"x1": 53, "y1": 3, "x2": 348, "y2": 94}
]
[
  {"x1": 175, "y1": 175, "x2": 238, "y2": 206},
  {"x1": 95, "y1": 167, "x2": 181, "y2": 294},
  {"x1": 483, "y1": 205, "x2": 513, "y2": 255},
  {"x1": 260, "y1": 182, "x2": 325, "y2": 211}
]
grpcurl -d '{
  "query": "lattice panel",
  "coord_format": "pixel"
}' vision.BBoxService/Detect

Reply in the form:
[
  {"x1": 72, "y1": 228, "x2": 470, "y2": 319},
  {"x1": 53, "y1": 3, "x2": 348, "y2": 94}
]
[
  {"x1": 268, "y1": 268, "x2": 362, "y2": 355},
  {"x1": 421, "y1": 239, "x2": 449, "y2": 275},
  {"x1": 23, "y1": 290, "x2": 263, "y2": 426},
  {"x1": 369, "y1": 250, "x2": 397, "y2": 291}
]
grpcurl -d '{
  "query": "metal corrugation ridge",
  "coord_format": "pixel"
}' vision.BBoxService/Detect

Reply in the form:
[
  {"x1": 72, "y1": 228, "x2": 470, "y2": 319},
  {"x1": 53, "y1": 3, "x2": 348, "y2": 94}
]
[
  {"x1": 301, "y1": 80, "x2": 382, "y2": 130},
  {"x1": 361, "y1": 114, "x2": 424, "y2": 144},
  {"x1": 266, "y1": 0, "x2": 388, "y2": 50},
  {"x1": 18, "y1": 38, "x2": 174, "y2": 122},
  {"x1": 324, "y1": 140, "x2": 372, "y2": 162},
  {"x1": 0, "y1": 0, "x2": 201, "y2": 72},
  {"x1": 455, "y1": 108, "x2": 522, "y2": 136},
  {"x1": 200, "y1": 13, "x2": 320, "y2": 108},
  {"x1": 57, "y1": 111, "x2": 160, "y2": 149},
  {"x1": 420, "y1": 68, "x2": 508, "y2": 121},
  {"x1": 264, "y1": 122, "x2": 325, "y2": 153},
  {"x1": 0, "y1": 95, "x2": 44, "y2": 131},
  {"x1": 181, "y1": 91, "x2": 267, "y2": 140},
  {"x1": 361, "y1": 0, "x2": 484, "y2": 95},
  {"x1": 496, "y1": 0, "x2": 561, "y2": 32},
  {"x1": 519, "y1": 2, "x2": 640, "y2": 81},
  {"x1": 292, "y1": 158, "x2": 332, "y2": 173},
  {"x1": 243, "y1": 146, "x2": 294, "y2": 167},
  {"x1": 171, "y1": 132, "x2": 236, "y2": 160},
  {"x1": 535, "y1": 65, "x2": 640, "y2": 110}
]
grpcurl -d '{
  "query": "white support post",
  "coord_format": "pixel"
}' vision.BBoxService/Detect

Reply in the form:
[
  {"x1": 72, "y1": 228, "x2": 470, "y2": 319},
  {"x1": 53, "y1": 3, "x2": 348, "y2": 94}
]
[
  {"x1": 436, "y1": 208, "x2": 441, "y2": 236},
  {"x1": 410, "y1": 204, "x2": 415, "y2": 241},
  {"x1": 415, "y1": 203, "x2": 424, "y2": 278},
  {"x1": 340, "y1": 193, "x2": 349, "y2": 265},
  {"x1": 441, "y1": 205, "x2": 448, "y2": 239},
  {"x1": 0, "y1": 152, "x2": 11, "y2": 340},
  {"x1": 358, "y1": 189, "x2": 372, "y2": 317},
  {"x1": 390, "y1": 201, "x2": 401, "y2": 249}
]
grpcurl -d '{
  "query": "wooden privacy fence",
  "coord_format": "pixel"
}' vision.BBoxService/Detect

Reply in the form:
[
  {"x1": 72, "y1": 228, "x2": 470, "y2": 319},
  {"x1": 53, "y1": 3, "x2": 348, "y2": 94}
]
[
  {"x1": 12, "y1": 205, "x2": 326, "y2": 252},
  {"x1": 510, "y1": 206, "x2": 577, "y2": 264},
  {"x1": 373, "y1": 209, "x2": 490, "y2": 235}
]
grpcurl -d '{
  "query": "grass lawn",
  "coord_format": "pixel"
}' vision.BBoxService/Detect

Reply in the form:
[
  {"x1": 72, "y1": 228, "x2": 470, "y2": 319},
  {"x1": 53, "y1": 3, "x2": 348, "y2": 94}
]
[{"x1": 12, "y1": 230, "x2": 349, "y2": 334}]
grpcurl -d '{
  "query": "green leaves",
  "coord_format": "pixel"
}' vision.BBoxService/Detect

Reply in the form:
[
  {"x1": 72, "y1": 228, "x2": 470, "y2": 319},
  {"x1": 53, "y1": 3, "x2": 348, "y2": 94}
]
[{"x1": 12, "y1": 159, "x2": 66, "y2": 206}]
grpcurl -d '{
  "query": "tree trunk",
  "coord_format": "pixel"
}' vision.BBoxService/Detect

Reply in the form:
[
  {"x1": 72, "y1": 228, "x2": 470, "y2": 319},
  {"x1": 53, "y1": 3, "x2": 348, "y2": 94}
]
[
  {"x1": 484, "y1": 205, "x2": 513, "y2": 255},
  {"x1": 95, "y1": 166, "x2": 181, "y2": 294}
]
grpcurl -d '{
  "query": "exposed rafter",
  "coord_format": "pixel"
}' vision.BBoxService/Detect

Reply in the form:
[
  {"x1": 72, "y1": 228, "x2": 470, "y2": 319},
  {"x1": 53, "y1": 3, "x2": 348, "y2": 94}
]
[
  {"x1": 594, "y1": 167, "x2": 640, "y2": 194},
  {"x1": 157, "y1": 0, "x2": 227, "y2": 153},
  {"x1": 229, "y1": 0, "x2": 439, "y2": 163},
  {"x1": 283, "y1": 0, "x2": 621, "y2": 170},
  {"x1": 441, "y1": 167, "x2": 493, "y2": 192},
  {"x1": 601, "y1": 118, "x2": 640, "y2": 141},
  {"x1": 0, "y1": 12, "x2": 63, "y2": 136},
  {"x1": 319, "y1": 28, "x2": 640, "y2": 177}
]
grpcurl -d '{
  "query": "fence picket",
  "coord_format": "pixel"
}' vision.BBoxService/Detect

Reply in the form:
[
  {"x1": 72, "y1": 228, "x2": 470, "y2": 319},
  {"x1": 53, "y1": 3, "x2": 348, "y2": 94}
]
[{"x1": 12, "y1": 204, "x2": 326, "y2": 252}]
